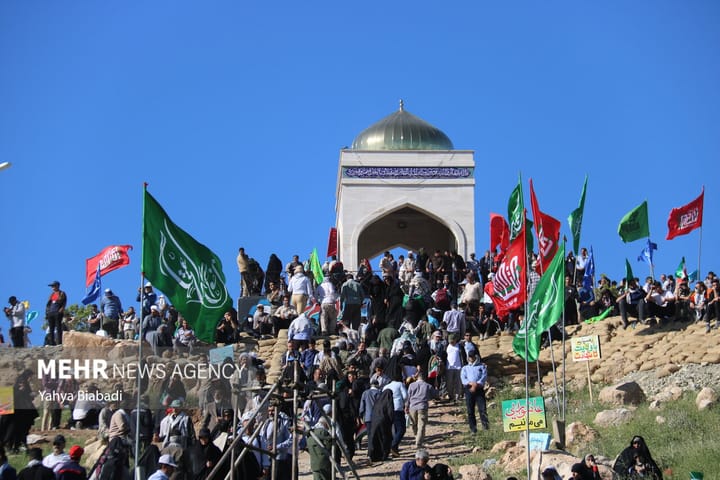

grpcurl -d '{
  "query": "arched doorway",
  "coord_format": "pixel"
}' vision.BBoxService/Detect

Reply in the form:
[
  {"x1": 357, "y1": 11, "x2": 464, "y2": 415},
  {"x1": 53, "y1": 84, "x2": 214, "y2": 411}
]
[{"x1": 356, "y1": 206, "x2": 456, "y2": 264}]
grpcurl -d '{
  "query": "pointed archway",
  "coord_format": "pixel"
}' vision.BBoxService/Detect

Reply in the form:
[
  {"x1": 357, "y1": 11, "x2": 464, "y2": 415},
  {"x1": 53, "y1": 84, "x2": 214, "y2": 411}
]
[{"x1": 356, "y1": 206, "x2": 456, "y2": 263}]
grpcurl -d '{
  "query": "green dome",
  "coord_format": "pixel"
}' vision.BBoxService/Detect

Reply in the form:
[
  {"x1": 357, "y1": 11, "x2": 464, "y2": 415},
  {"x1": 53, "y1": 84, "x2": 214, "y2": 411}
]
[{"x1": 351, "y1": 100, "x2": 454, "y2": 151}]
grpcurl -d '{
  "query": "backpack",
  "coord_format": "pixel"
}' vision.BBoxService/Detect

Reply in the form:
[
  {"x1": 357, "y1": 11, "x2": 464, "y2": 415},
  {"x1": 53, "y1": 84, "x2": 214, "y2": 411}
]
[{"x1": 434, "y1": 288, "x2": 449, "y2": 309}]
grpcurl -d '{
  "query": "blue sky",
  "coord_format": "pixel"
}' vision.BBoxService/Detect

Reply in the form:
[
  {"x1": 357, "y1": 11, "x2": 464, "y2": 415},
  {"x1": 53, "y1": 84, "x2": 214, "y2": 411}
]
[{"x1": 1, "y1": 1, "x2": 718, "y2": 345}]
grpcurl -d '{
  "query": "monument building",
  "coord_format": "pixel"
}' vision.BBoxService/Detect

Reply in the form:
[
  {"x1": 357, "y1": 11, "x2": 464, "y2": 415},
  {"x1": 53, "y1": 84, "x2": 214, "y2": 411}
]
[{"x1": 335, "y1": 101, "x2": 476, "y2": 268}]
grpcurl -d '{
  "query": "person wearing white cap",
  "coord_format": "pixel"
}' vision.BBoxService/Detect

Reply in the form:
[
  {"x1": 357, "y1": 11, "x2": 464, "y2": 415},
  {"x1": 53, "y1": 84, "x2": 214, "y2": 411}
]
[
  {"x1": 100, "y1": 288, "x2": 123, "y2": 338},
  {"x1": 136, "y1": 282, "x2": 158, "y2": 317},
  {"x1": 142, "y1": 305, "x2": 165, "y2": 356},
  {"x1": 240, "y1": 411, "x2": 269, "y2": 476},
  {"x1": 148, "y1": 454, "x2": 177, "y2": 480}
]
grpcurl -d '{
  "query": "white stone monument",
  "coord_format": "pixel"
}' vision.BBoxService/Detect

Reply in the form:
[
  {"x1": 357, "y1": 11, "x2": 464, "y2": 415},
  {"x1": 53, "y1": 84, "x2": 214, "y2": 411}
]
[{"x1": 335, "y1": 101, "x2": 476, "y2": 269}]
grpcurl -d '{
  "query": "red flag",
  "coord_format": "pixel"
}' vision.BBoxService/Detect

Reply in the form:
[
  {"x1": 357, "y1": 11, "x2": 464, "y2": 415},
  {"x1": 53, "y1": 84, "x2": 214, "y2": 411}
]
[
  {"x1": 490, "y1": 213, "x2": 510, "y2": 253},
  {"x1": 491, "y1": 222, "x2": 527, "y2": 316},
  {"x1": 667, "y1": 188, "x2": 704, "y2": 240},
  {"x1": 529, "y1": 179, "x2": 561, "y2": 273},
  {"x1": 85, "y1": 245, "x2": 133, "y2": 286},
  {"x1": 327, "y1": 227, "x2": 338, "y2": 257}
]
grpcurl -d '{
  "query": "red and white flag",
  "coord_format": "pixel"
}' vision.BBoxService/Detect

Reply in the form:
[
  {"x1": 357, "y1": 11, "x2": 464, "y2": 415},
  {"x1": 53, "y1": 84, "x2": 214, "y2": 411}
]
[
  {"x1": 490, "y1": 213, "x2": 510, "y2": 253},
  {"x1": 85, "y1": 245, "x2": 133, "y2": 286},
  {"x1": 327, "y1": 227, "x2": 338, "y2": 257},
  {"x1": 491, "y1": 222, "x2": 527, "y2": 317},
  {"x1": 529, "y1": 179, "x2": 561, "y2": 273},
  {"x1": 666, "y1": 188, "x2": 704, "y2": 240}
]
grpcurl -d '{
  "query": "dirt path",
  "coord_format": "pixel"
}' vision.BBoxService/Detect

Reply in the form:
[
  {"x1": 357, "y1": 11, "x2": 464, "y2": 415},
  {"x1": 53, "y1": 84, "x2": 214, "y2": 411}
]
[{"x1": 297, "y1": 400, "x2": 475, "y2": 479}]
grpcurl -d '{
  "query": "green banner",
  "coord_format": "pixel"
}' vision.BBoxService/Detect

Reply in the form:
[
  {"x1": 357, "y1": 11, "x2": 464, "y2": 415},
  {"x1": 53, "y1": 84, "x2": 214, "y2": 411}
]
[
  {"x1": 568, "y1": 175, "x2": 587, "y2": 255},
  {"x1": 309, "y1": 247, "x2": 324, "y2": 285},
  {"x1": 508, "y1": 174, "x2": 524, "y2": 240},
  {"x1": 513, "y1": 242, "x2": 565, "y2": 362},
  {"x1": 618, "y1": 200, "x2": 649, "y2": 243},
  {"x1": 142, "y1": 188, "x2": 233, "y2": 343}
]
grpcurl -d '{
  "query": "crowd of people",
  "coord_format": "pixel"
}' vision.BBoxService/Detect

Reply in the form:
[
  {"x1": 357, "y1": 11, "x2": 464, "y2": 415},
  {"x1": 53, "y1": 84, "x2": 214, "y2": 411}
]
[{"x1": 1, "y1": 246, "x2": 705, "y2": 480}]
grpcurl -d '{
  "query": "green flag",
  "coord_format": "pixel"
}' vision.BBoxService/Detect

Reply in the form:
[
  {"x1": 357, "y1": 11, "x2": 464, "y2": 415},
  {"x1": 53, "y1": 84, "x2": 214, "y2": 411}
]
[
  {"x1": 675, "y1": 257, "x2": 686, "y2": 279},
  {"x1": 309, "y1": 248, "x2": 324, "y2": 285},
  {"x1": 567, "y1": 175, "x2": 587, "y2": 255},
  {"x1": 625, "y1": 258, "x2": 634, "y2": 284},
  {"x1": 618, "y1": 201, "x2": 650, "y2": 243},
  {"x1": 508, "y1": 173, "x2": 524, "y2": 240},
  {"x1": 584, "y1": 306, "x2": 614, "y2": 324},
  {"x1": 142, "y1": 188, "x2": 233, "y2": 343},
  {"x1": 513, "y1": 242, "x2": 565, "y2": 362}
]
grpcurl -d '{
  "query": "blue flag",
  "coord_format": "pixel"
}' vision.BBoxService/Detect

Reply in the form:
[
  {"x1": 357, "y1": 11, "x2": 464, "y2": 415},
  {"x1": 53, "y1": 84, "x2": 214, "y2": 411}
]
[
  {"x1": 637, "y1": 239, "x2": 658, "y2": 266},
  {"x1": 582, "y1": 246, "x2": 595, "y2": 290},
  {"x1": 82, "y1": 265, "x2": 102, "y2": 305}
]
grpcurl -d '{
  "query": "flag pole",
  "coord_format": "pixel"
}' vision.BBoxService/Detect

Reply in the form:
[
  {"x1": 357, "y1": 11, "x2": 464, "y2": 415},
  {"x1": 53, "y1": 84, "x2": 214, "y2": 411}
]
[
  {"x1": 648, "y1": 237, "x2": 655, "y2": 280},
  {"x1": 561, "y1": 240, "x2": 567, "y2": 423},
  {"x1": 697, "y1": 225, "x2": 703, "y2": 282},
  {"x1": 522, "y1": 212, "x2": 531, "y2": 480},
  {"x1": 134, "y1": 184, "x2": 147, "y2": 476}
]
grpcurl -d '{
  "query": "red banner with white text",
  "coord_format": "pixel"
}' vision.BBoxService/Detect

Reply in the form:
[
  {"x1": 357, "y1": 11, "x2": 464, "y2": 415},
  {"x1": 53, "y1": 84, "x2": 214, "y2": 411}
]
[
  {"x1": 85, "y1": 245, "x2": 133, "y2": 286},
  {"x1": 666, "y1": 188, "x2": 704, "y2": 240}
]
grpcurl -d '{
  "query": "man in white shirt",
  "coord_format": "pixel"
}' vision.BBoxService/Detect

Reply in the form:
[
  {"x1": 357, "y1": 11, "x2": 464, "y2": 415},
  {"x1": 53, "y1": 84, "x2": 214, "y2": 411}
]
[
  {"x1": 42, "y1": 435, "x2": 70, "y2": 470},
  {"x1": 382, "y1": 375, "x2": 408, "y2": 457},
  {"x1": 315, "y1": 276, "x2": 338, "y2": 336},
  {"x1": 444, "y1": 334, "x2": 464, "y2": 403}
]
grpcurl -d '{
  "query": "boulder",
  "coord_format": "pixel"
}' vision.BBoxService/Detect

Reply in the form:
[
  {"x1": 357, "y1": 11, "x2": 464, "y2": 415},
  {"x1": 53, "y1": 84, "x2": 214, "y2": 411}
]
[
  {"x1": 598, "y1": 381, "x2": 646, "y2": 406},
  {"x1": 656, "y1": 363, "x2": 681, "y2": 378},
  {"x1": 593, "y1": 408, "x2": 634, "y2": 427},
  {"x1": 565, "y1": 421, "x2": 599, "y2": 450},
  {"x1": 696, "y1": 387, "x2": 717, "y2": 411},
  {"x1": 653, "y1": 385, "x2": 683, "y2": 403},
  {"x1": 457, "y1": 464, "x2": 493, "y2": 480},
  {"x1": 531, "y1": 450, "x2": 579, "y2": 479},
  {"x1": 62, "y1": 331, "x2": 117, "y2": 349},
  {"x1": 490, "y1": 440, "x2": 516, "y2": 454},
  {"x1": 501, "y1": 446, "x2": 540, "y2": 473}
]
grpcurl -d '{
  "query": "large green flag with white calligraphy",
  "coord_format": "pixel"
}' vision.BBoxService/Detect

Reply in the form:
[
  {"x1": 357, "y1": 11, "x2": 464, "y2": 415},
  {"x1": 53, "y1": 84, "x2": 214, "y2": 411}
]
[
  {"x1": 142, "y1": 188, "x2": 233, "y2": 343},
  {"x1": 513, "y1": 241, "x2": 565, "y2": 362}
]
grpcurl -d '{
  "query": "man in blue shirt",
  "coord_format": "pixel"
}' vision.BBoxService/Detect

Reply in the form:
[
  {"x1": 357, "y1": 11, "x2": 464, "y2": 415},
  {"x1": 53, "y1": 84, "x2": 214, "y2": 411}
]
[
  {"x1": 100, "y1": 289, "x2": 123, "y2": 338},
  {"x1": 399, "y1": 449, "x2": 431, "y2": 480},
  {"x1": 460, "y1": 350, "x2": 489, "y2": 433}
]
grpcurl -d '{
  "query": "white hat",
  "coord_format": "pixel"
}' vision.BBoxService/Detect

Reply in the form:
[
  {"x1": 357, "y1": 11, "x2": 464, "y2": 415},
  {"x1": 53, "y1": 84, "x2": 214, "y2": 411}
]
[
  {"x1": 158, "y1": 454, "x2": 177, "y2": 468},
  {"x1": 150, "y1": 305, "x2": 159, "y2": 312},
  {"x1": 145, "y1": 281, "x2": 153, "y2": 288},
  {"x1": 241, "y1": 411, "x2": 254, "y2": 422}
]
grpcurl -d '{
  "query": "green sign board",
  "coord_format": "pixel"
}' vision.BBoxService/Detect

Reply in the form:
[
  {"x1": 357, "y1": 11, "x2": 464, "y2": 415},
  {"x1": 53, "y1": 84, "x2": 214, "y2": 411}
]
[{"x1": 501, "y1": 396, "x2": 547, "y2": 432}]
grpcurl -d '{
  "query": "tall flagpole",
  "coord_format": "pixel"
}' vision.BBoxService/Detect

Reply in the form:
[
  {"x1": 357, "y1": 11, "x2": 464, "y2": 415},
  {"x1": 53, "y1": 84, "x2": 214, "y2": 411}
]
[
  {"x1": 648, "y1": 238, "x2": 655, "y2": 280},
  {"x1": 134, "y1": 184, "x2": 147, "y2": 475},
  {"x1": 522, "y1": 212, "x2": 531, "y2": 480},
  {"x1": 697, "y1": 186, "x2": 705, "y2": 280}
]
